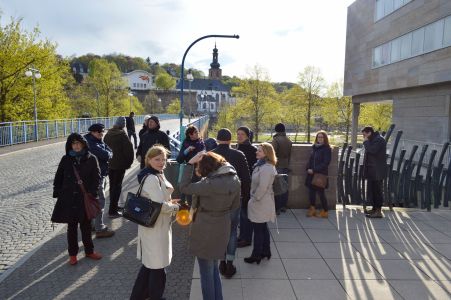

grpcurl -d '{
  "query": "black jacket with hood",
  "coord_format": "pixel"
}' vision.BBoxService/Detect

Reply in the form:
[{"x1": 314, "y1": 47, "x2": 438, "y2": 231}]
[{"x1": 51, "y1": 133, "x2": 101, "y2": 223}]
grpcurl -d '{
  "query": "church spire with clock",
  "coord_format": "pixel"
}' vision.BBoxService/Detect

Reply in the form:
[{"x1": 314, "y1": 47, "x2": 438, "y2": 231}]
[{"x1": 208, "y1": 43, "x2": 222, "y2": 80}]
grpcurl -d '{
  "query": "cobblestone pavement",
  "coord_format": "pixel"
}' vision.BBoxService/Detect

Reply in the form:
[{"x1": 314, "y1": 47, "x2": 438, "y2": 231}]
[
  {"x1": 0, "y1": 119, "x2": 183, "y2": 275},
  {"x1": 0, "y1": 165, "x2": 194, "y2": 299}
]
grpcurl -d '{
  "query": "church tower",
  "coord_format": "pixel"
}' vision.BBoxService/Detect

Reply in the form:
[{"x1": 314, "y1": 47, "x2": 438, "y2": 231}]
[{"x1": 208, "y1": 43, "x2": 222, "y2": 80}]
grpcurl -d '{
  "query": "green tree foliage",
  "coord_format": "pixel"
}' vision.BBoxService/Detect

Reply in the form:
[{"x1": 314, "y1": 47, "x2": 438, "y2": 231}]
[
  {"x1": 298, "y1": 66, "x2": 325, "y2": 143},
  {"x1": 360, "y1": 102, "x2": 393, "y2": 132},
  {"x1": 166, "y1": 98, "x2": 180, "y2": 114},
  {"x1": 232, "y1": 65, "x2": 280, "y2": 142},
  {"x1": 222, "y1": 75, "x2": 242, "y2": 90},
  {"x1": 142, "y1": 92, "x2": 162, "y2": 114},
  {"x1": 155, "y1": 72, "x2": 176, "y2": 90},
  {"x1": 213, "y1": 103, "x2": 240, "y2": 136},
  {"x1": 87, "y1": 58, "x2": 129, "y2": 117},
  {"x1": 0, "y1": 17, "x2": 71, "y2": 122},
  {"x1": 272, "y1": 82, "x2": 295, "y2": 93},
  {"x1": 280, "y1": 85, "x2": 308, "y2": 142}
]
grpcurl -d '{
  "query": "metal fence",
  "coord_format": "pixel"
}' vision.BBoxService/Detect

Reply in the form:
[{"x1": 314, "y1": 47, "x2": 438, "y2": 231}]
[
  {"x1": 0, "y1": 114, "x2": 178, "y2": 147},
  {"x1": 337, "y1": 124, "x2": 451, "y2": 211}
]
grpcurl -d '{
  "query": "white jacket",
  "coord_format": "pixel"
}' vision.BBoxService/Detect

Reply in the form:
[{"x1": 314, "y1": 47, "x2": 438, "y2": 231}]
[
  {"x1": 248, "y1": 162, "x2": 277, "y2": 223},
  {"x1": 136, "y1": 173, "x2": 179, "y2": 269}
]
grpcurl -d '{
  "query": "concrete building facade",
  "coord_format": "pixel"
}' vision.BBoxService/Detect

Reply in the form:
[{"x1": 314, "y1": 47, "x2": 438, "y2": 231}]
[{"x1": 344, "y1": 0, "x2": 451, "y2": 146}]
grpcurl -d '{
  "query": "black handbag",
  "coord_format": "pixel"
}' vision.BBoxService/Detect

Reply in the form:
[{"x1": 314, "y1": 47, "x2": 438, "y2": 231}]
[
  {"x1": 122, "y1": 174, "x2": 162, "y2": 227},
  {"x1": 273, "y1": 174, "x2": 289, "y2": 196}
]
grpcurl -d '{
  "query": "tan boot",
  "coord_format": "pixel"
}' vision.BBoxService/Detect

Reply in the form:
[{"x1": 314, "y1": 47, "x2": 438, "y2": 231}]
[
  {"x1": 318, "y1": 210, "x2": 328, "y2": 218},
  {"x1": 306, "y1": 206, "x2": 316, "y2": 217}
]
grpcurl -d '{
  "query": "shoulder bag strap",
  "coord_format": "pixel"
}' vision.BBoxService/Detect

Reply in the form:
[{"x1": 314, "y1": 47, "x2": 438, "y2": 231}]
[
  {"x1": 136, "y1": 174, "x2": 162, "y2": 197},
  {"x1": 72, "y1": 165, "x2": 88, "y2": 196}
]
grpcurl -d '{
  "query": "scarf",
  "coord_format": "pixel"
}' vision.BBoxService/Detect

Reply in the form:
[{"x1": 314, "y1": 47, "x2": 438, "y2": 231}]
[
  {"x1": 254, "y1": 159, "x2": 266, "y2": 169},
  {"x1": 137, "y1": 166, "x2": 161, "y2": 183}
]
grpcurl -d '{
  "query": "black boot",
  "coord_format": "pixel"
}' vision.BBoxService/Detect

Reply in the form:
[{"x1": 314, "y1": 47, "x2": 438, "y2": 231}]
[
  {"x1": 219, "y1": 260, "x2": 226, "y2": 275},
  {"x1": 223, "y1": 261, "x2": 236, "y2": 278},
  {"x1": 244, "y1": 256, "x2": 261, "y2": 264}
]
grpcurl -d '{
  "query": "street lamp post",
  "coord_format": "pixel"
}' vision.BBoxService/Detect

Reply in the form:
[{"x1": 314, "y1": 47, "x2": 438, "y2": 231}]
[
  {"x1": 25, "y1": 67, "x2": 41, "y2": 141},
  {"x1": 179, "y1": 34, "x2": 239, "y2": 141},
  {"x1": 186, "y1": 69, "x2": 194, "y2": 123}
]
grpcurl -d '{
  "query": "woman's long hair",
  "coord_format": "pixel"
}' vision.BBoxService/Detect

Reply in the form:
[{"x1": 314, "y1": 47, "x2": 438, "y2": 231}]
[
  {"x1": 314, "y1": 130, "x2": 330, "y2": 147},
  {"x1": 259, "y1": 142, "x2": 277, "y2": 166},
  {"x1": 145, "y1": 145, "x2": 170, "y2": 168}
]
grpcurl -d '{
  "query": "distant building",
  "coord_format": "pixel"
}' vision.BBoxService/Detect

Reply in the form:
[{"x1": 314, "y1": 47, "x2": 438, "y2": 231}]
[
  {"x1": 123, "y1": 70, "x2": 154, "y2": 91},
  {"x1": 70, "y1": 61, "x2": 89, "y2": 83},
  {"x1": 344, "y1": 0, "x2": 451, "y2": 146},
  {"x1": 176, "y1": 45, "x2": 234, "y2": 117}
]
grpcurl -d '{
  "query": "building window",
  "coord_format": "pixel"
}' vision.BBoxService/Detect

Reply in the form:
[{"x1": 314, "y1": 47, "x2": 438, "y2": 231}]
[
  {"x1": 210, "y1": 103, "x2": 215, "y2": 112},
  {"x1": 375, "y1": 0, "x2": 412, "y2": 21},
  {"x1": 133, "y1": 83, "x2": 136, "y2": 87},
  {"x1": 372, "y1": 14, "x2": 451, "y2": 68},
  {"x1": 144, "y1": 83, "x2": 147, "y2": 88}
]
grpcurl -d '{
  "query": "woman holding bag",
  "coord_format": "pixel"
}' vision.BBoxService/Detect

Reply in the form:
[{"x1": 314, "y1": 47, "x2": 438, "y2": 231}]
[
  {"x1": 306, "y1": 130, "x2": 332, "y2": 218},
  {"x1": 51, "y1": 133, "x2": 102, "y2": 265},
  {"x1": 130, "y1": 145, "x2": 180, "y2": 300}
]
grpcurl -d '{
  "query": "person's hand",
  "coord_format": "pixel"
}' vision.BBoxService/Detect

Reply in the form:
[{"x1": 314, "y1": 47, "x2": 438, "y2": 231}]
[
  {"x1": 188, "y1": 146, "x2": 195, "y2": 152},
  {"x1": 307, "y1": 169, "x2": 314, "y2": 175},
  {"x1": 188, "y1": 151, "x2": 206, "y2": 165},
  {"x1": 171, "y1": 199, "x2": 181, "y2": 206}
]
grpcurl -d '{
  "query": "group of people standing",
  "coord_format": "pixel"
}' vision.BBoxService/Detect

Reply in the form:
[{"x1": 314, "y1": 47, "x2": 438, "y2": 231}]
[{"x1": 50, "y1": 112, "x2": 386, "y2": 300}]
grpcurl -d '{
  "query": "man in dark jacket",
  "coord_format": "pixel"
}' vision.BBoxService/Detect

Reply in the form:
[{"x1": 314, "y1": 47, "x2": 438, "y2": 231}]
[
  {"x1": 213, "y1": 128, "x2": 251, "y2": 278},
  {"x1": 362, "y1": 126, "x2": 387, "y2": 218},
  {"x1": 104, "y1": 116, "x2": 134, "y2": 218},
  {"x1": 271, "y1": 123, "x2": 292, "y2": 214},
  {"x1": 85, "y1": 123, "x2": 114, "y2": 238},
  {"x1": 236, "y1": 126, "x2": 257, "y2": 248},
  {"x1": 136, "y1": 115, "x2": 170, "y2": 169},
  {"x1": 126, "y1": 111, "x2": 137, "y2": 149}
]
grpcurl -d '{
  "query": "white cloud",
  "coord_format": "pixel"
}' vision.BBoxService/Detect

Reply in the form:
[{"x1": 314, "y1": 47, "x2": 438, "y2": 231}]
[{"x1": 0, "y1": 0, "x2": 356, "y2": 83}]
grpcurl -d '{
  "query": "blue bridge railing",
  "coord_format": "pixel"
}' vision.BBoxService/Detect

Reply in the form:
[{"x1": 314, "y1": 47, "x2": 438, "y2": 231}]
[{"x1": 0, "y1": 114, "x2": 178, "y2": 147}]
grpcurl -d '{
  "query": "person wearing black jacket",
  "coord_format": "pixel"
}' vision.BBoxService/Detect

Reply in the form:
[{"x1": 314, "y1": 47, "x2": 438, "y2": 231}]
[
  {"x1": 138, "y1": 115, "x2": 151, "y2": 139},
  {"x1": 305, "y1": 131, "x2": 332, "y2": 218},
  {"x1": 126, "y1": 111, "x2": 137, "y2": 149},
  {"x1": 84, "y1": 123, "x2": 114, "y2": 238},
  {"x1": 212, "y1": 128, "x2": 251, "y2": 278},
  {"x1": 362, "y1": 126, "x2": 387, "y2": 218},
  {"x1": 136, "y1": 115, "x2": 170, "y2": 169},
  {"x1": 236, "y1": 126, "x2": 257, "y2": 248},
  {"x1": 51, "y1": 133, "x2": 103, "y2": 265}
]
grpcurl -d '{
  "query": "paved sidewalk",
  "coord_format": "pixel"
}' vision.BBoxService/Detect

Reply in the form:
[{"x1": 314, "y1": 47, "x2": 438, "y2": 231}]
[{"x1": 190, "y1": 207, "x2": 451, "y2": 300}]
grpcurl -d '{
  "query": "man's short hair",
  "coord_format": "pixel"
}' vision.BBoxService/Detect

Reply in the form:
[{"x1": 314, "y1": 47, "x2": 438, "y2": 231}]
[{"x1": 361, "y1": 126, "x2": 374, "y2": 134}]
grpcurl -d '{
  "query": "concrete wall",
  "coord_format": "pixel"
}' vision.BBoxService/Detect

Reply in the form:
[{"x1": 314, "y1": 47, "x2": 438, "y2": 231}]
[
  {"x1": 287, "y1": 144, "x2": 338, "y2": 210},
  {"x1": 344, "y1": 0, "x2": 451, "y2": 97}
]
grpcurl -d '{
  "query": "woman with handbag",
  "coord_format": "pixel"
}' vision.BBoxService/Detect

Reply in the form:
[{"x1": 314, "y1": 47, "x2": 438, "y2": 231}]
[
  {"x1": 245, "y1": 142, "x2": 277, "y2": 264},
  {"x1": 51, "y1": 133, "x2": 102, "y2": 265},
  {"x1": 130, "y1": 145, "x2": 180, "y2": 300},
  {"x1": 180, "y1": 151, "x2": 241, "y2": 300},
  {"x1": 306, "y1": 130, "x2": 332, "y2": 218}
]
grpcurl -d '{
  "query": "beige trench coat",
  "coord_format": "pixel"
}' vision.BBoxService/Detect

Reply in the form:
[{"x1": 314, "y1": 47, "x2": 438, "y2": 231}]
[{"x1": 248, "y1": 162, "x2": 277, "y2": 223}]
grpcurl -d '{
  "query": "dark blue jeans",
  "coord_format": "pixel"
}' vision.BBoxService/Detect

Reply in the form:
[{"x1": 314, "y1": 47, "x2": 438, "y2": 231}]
[
  {"x1": 252, "y1": 222, "x2": 271, "y2": 257},
  {"x1": 239, "y1": 207, "x2": 253, "y2": 243},
  {"x1": 130, "y1": 265, "x2": 166, "y2": 300},
  {"x1": 275, "y1": 168, "x2": 289, "y2": 210},
  {"x1": 197, "y1": 258, "x2": 223, "y2": 300}
]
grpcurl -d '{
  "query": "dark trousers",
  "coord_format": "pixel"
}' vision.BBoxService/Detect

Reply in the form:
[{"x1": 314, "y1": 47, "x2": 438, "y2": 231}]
[
  {"x1": 130, "y1": 265, "x2": 166, "y2": 300},
  {"x1": 128, "y1": 130, "x2": 137, "y2": 149},
  {"x1": 67, "y1": 217, "x2": 94, "y2": 256},
  {"x1": 252, "y1": 222, "x2": 270, "y2": 257},
  {"x1": 309, "y1": 187, "x2": 328, "y2": 211},
  {"x1": 108, "y1": 168, "x2": 126, "y2": 214},
  {"x1": 275, "y1": 168, "x2": 289, "y2": 210},
  {"x1": 367, "y1": 180, "x2": 384, "y2": 209},
  {"x1": 238, "y1": 207, "x2": 253, "y2": 243}
]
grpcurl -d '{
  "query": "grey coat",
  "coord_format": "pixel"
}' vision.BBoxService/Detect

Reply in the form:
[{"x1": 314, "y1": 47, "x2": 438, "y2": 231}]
[{"x1": 179, "y1": 164, "x2": 241, "y2": 260}]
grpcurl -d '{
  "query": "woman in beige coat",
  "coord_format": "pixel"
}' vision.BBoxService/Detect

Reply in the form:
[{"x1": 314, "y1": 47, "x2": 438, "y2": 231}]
[
  {"x1": 180, "y1": 151, "x2": 241, "y2": 300},
  {"x1": 246, "y1": 142, "x2": 277, "y2": 264},
  {"x1": 130, "y1": 145, "x2": 180, "y2": 300}
]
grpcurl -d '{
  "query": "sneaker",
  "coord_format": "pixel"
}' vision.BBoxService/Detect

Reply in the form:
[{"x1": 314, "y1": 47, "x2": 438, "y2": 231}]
[
  {"x1": 306, "y1": 206, "x2": 316, "y2": 217},
  {"x1": 224, "y1": 261, "x2": 236, "y2": 279},
  {"x1": 86, "y1": 252, "x2": 102, "y2": 260},
  {"x1": 237, "y1": 240, "x2": 251, "y2": 248},
  {"x1": 69, "y1": 256, "x2": 78, "y2": 265},
  {"x1": 95, "y1": 229, "x2": 115, "y2": 238}
]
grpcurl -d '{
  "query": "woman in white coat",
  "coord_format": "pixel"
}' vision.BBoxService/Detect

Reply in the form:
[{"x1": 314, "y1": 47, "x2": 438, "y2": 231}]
[
  {"x1": 246, "y1": 142, "x2": 277, "y2": 264},
  {"x1": 130, "y1": 145, "x2": 180, "y2": 300}
]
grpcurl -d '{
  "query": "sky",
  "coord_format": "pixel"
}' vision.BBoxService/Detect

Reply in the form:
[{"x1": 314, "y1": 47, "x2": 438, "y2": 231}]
[{"x1": 0, "y1": 0, "x2": 356, "y2": 84}]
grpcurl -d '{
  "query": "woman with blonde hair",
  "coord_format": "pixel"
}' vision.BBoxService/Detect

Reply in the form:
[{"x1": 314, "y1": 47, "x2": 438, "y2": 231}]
[
  {"x1": 130, "y1": 145, "x2": 180, "y2": 300},
  {"x1": 245, "y1": 142, "x2": 277, "y2": 264},
  {"x1": 306, "y1": 130, "x2": 332, "y2": 218}
]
